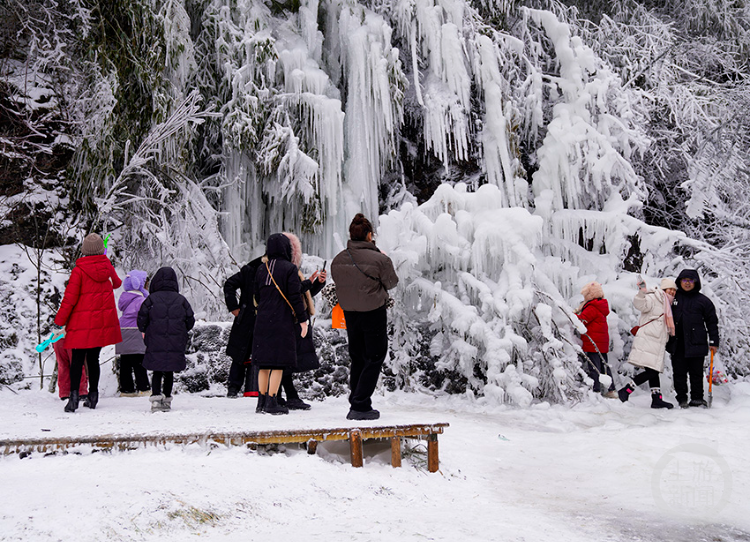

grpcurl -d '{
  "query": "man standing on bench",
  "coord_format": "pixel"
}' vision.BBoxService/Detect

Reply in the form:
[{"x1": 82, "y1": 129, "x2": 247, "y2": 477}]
[{"x1": 331, "y1": 214, "x2": 399, "y2": 420}]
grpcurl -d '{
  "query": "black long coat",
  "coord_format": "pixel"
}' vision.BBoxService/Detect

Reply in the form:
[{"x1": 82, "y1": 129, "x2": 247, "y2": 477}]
[
  {"x1": 223, "y1": 257, "x2": 263, "y2": 363},
  {"x1": 667, "y1": 269, "x2": 720, "y2": 358},
  {"x1": 137, "y1": 267, "x2": 195, "y2": 372},
  {"x1": 294, "y1": 277, "x2": 325, "y2": 372},
  {"x1": 252, "y1": 234, "x2": 308, "y2": 369}
]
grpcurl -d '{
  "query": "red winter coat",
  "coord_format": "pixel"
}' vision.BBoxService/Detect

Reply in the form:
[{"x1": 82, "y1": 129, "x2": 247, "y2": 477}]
[
  {"x1": 576, "y1": 298, "x2": 610, "y2": 353},
  {"x1": 54, "y1": 255, "x2": 123, "y2": 349}
]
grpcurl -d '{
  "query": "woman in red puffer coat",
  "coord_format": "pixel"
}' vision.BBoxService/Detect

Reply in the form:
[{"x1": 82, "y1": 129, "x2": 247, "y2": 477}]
[
  {"x1": 575, "y1": 281, "x2": 616, "y2": 398},
  {"x1": 54, "y1": 233, "x2": 122, "y2": 413}
]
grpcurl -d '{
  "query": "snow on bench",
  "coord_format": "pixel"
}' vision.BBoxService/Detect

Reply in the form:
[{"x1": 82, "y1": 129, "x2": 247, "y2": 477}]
[{"x1": 0, "y1": 422, "x2": 450, "y2": 472}]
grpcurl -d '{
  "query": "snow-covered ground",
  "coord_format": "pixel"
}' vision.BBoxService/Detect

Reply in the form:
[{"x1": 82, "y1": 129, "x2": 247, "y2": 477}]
[{"x1": 2, "y1": 375, "x2": 749, "y2": 542}]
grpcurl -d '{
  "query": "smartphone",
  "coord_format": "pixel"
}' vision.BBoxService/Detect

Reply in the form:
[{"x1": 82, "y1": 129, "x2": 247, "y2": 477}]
[{"x1": 322, "y1": 260, "x2": 327, "y2": 271}]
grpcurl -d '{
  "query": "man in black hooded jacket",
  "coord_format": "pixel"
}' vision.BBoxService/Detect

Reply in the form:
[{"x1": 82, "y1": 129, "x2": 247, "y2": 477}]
[
  {"x1": 667, "y1": 269, "x2": 720, "y2": 408},
  {"x1": 223, "y1": 256, "x2": 263, "y2": 397}
]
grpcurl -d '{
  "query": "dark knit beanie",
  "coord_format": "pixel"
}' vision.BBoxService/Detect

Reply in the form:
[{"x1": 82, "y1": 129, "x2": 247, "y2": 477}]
[{"x1": 81, "y1": 233, "x2": 105, "y2": 256}]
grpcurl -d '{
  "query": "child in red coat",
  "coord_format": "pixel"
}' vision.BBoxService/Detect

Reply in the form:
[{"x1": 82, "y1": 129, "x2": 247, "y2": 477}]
[
  {"x1": 576, "y1": 282, "x2": 616, "y2": 398},
  {"x1": 54, "y1": 233, "x2": 122, "y2": 412}
]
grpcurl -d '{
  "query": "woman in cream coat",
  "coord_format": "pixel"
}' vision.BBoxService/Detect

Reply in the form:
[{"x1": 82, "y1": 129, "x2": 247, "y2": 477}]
[{"x1": 618, "y1": 278, "x2": 677, "y2": 409}]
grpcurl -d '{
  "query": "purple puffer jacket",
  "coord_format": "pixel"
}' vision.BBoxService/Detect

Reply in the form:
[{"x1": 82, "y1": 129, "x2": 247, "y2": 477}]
[{"x1": 116, "y1": 270, "x2": 149, "y2": 355}]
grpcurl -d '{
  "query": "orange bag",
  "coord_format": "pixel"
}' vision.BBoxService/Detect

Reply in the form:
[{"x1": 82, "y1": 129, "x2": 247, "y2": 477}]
[{"x1": 332, "y1": 303, "x2": 346, "y2": 329}]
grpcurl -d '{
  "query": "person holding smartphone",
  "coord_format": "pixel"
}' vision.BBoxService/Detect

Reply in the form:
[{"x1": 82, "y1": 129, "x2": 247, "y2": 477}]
[
  {"x1": 618, "y1": 277, "x2": 677, "y2": 408},
  {"x1": 331, "y1": 214, "x2": 399, "y2": 420}
]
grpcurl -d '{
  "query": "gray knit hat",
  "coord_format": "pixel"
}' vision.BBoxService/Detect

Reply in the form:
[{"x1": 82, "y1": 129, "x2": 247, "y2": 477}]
[{"x1": 81, "y1": 233, "x2": 105, "y2": 256}]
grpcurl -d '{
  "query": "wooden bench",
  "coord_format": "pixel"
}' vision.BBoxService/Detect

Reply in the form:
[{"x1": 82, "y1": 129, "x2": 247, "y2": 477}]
[{"x1": 0, "y1": 423, "x2": 449, "y2": 472}]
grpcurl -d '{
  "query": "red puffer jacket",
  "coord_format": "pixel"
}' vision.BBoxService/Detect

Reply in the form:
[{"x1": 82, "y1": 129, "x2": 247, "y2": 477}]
[
  {"x1": 576, "y1": 298, "x2": 610, "y2": 353},
  {"x1": 54, "y1": 255, "x2": 123, "y2": 349}
]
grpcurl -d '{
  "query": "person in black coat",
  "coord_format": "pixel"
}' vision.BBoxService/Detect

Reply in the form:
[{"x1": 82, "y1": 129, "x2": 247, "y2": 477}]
[
  {"x1": 223, "y1": 256, "x2": 263, "y2": 398},
  {"x1": 667, "y1": 269, "x2": 720, "y2": 408},
  {"x1": 137, "y1": 267, "x2": 195, "y2": 412},
  {"x1": 252, "y1": 234, "x2": 309, "y2": 415},
  {"x1": 276, "y1": 232, "x2": 326, "y2": 410}
]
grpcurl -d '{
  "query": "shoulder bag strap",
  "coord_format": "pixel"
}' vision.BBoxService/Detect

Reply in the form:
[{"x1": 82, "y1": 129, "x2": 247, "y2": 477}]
[
  {"x1": 265, "y1": 260, "x2": 298, "y2": 323},
  {"x1": 346, "y1": 249, "x2": 383, "y2": 287},
  {"x1": 639, "y1": 316, "x2": 661, "y2": 329}
]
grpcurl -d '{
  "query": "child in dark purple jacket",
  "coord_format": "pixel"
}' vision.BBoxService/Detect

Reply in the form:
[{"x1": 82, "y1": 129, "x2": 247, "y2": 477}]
[{"x1": 116, "y1": 270, "x2": 151, "y2": 396}]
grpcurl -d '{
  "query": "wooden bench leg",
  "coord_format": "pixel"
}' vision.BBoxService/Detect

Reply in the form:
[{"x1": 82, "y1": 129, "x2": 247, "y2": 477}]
[
  {"x1": 350, "y1": 430, "x2": 363, "y2": 468},
  {"x1": 390, "y1": 437, "x2": 401, "y2": 468},
  {"x1": 427, "y1": 433, "x2": 439, "y2": 473},
  {"x1": 306, "y1": 439, "x2": 318, "y2": 455}
]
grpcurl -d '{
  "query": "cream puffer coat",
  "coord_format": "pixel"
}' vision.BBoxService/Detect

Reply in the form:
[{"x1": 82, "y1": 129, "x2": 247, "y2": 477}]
[{"x1": 627, "y1": 288, "x2": 670, "y2": 372}]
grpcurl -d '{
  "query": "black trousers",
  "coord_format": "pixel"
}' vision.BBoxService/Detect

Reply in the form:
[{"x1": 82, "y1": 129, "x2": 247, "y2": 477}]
[
  {"x1": 672, "y1": 353, "x2": 705, "y2": 402},
  {"x1": 633, "y1": 367, "x2": 661, "y2": 389},
  {"x1": 227, "y1": 358, "x2": 257, "y2": 394},
  {"x1": 119, "y1": 354, "x2": 150, "y2": 393},
  {"x1": 584, "y1": 352, "x2": 615, "y2": 392},
  {"x1": 70, "y1": 348, "x2": 101, "y2": 395},
  {"x1": 152, "y1": 371, "x2": 174, "y2": 397},
  {"x1": 343, "y1": 306, "x2": 388, "y2": 412},
  {"x1": 279, "y1": 372, "x2": 300, "y2": 401}
]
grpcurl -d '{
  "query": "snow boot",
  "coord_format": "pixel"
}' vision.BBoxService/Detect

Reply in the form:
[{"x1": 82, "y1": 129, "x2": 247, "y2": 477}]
[
  {"x1": 255, "y1": 394, "x2": 266, "y2": 413},
  {"x1": 285, "y1": 398, "x2": 311, "y2": 410},
  {"x1": 161, "y1": 396, "x2": 173, "y2": 411},
  {"x1": 651, "y1": 391, "x2": 674, "y2": 409},
  {"x1": 150, "y1": 394, "x2": 165, "y2": 412},
  {"x1": 346, "y1": 409, "x2": 380, "y2": 420},
  {"x1": 679, "y1": 400, "x2": 689, "y2": 409},
  {"x1": 263, "y1": 395, "x2": 289, "y2": 415},
  {"x1": 84, "y1": 391, "x2": 99, "y2": 409},
  {"x1": 689, "y1": 398, "x2": 708, "y2": 408},
  {"x1": 602, "y1": 390, "x2": 619, "y2": 399},
  {"x1": 64, "y1": 390, "x2": 79, "y2": 413},
  {"x1": 618, "y1": 384, "x2": 635, "y2": 402}
]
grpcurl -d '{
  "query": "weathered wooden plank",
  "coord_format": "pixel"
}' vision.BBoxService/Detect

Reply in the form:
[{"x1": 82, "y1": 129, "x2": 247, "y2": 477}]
[
  {"x1": 349, "y1": 430, "x2": 363, "y2": 468},
  {"x1": 1, "y1": 423, "x2": 450, "y2": 472},
  {"x1": 1, "y1": 423, "x2": 448, "y2": 453}
]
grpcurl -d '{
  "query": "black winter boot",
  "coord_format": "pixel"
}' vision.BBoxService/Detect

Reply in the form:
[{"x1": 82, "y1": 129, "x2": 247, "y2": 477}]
[
  {"x1": 256, "y1": 394, "x2": 266, "y2": 414},
  {"x1": 64, "y1": 390, "x2": 79, "y2": 412},
  {"x1": 651, "y1": 391, "x2": 674, "y2": 409},
  {"x1": 263, "y1": 395, "x2": 289, "y2": 415},
  {"x1": 286, "y1": 398, "x2": 311, "y2": 410},
  {"x1": 618, "y1": 384, "x2": 635, "y2": 402},
  {"x1": 84, "y1": 391, "x2": 99, "y2": 409}
]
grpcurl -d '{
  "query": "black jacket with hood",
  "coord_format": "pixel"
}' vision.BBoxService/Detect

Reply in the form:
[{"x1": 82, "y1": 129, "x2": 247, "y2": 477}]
[
  {"x1": 667, "y1": 269, "x2": 719, "y2": 358},
  {"x1": 137, "y1": 267, "x2": 196, "y2": 372},
  {"x1": 252, "y1": 234, "x2": 308, "y2": 368},
  {"x1": 223, "y1": 256, "x2": 263, "y2": 363}
]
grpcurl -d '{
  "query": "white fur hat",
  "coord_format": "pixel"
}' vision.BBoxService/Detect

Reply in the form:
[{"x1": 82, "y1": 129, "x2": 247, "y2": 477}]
[{"x1": 660, "y1": 278, "x2": 678, "y2": 290}]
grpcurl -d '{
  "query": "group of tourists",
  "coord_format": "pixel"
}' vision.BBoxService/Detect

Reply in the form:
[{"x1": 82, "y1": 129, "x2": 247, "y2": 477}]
[
  {"x1": 576, "y1": 270, "x2": 720, "y2": 409},
  {"x1": 52, "y1": 214, "x2": 719, "y2": 417},
  {"x1": 53, "y1": 213, "x2": 399, "y2": 419},
  {"x1": 53, "y1": 232, "x2": 196, "y2": 413}
]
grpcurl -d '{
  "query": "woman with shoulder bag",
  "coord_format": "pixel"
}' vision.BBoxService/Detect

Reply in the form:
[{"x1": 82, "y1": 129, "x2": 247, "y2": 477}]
[
  {"x1": 618, "y1": 277, "x2": 677, "y2": 409},
  {"x1": 275, "y1": 232, "x2": 326, "y2": 410},
  {"x1": 331, "y1": 214, "x2": 399, "y2": 420},
  {"x1": 252, "y1": 233, "x2": 309, "y2": 415}
]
